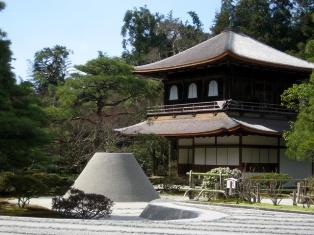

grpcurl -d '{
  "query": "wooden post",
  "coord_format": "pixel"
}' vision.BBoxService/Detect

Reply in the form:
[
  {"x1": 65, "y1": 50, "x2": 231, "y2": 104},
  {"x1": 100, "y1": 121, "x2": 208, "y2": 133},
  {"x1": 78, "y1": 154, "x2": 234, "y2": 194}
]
[
  {"x1": 214, "y1": 183, "x2": 219, "y2": 200},
  {"x1": 188, "y1": 170, "x2": 193, "y2": 188},
  {"x1": 219, "y1": 172, "x2": 222, "y2": 190},
  {"x1": 293, "y1": 190, "x2": 297, "y2": 206},
  {"x1": 257, "y1": 184, "x2": 261, "y2": 203},
  {"x1": 252, "y1": 186, "x2": 256, "y2": 203},
  {"x1": 297, "y1": 182, "x2": 301, "y2": 203}
]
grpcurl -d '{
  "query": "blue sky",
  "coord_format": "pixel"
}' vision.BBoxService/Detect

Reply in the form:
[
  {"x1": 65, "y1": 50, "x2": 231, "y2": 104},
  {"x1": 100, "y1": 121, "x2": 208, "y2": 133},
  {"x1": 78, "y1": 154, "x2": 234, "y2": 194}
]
[{"x1": 0, "y1": 0, "x2": 221, "y2": 80}]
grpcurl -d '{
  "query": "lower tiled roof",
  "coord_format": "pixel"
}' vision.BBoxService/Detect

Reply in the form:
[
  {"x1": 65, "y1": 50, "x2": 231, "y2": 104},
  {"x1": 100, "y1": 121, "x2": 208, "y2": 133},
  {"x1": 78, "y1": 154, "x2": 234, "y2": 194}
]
[{"x1": 115, "y1": 112, "x2": 289, "y2": 137}]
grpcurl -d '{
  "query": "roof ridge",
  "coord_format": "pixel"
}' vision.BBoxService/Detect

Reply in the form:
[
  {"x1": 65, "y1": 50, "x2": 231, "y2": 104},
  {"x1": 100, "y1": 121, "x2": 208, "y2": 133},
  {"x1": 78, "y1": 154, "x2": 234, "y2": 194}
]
[{"x1": 225, "y1": 31, "x2": 234, "y2": 52}]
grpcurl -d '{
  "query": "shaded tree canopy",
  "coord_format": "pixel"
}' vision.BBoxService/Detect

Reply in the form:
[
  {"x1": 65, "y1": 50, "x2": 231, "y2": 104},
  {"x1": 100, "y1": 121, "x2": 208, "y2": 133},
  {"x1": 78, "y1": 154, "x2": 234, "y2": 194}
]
[
  {"x1": 121, "y1": 6, "x2": 208, "y2": 65},
  {"x1": 0, "y1": 2, "x2": 50, "y2": 171}
]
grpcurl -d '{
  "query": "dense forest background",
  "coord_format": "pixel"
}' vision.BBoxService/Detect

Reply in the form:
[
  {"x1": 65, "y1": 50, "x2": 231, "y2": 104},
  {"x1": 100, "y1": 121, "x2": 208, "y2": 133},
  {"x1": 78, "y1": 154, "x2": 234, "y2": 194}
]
[{"x1": 0, "y1": 0, "x2": 313, "y2": 176}]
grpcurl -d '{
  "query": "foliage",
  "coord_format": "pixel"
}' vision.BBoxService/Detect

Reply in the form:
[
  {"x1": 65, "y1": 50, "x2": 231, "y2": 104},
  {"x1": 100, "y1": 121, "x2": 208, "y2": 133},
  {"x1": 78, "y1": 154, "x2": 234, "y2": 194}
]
[
  {"x1": 0, "y1": 3, "x2": 50, "y2": 171},
  {"x1": 46, "y1": 56, "x2": 162, "y2": 173},
  {"x1": 3, "y1": 174, "x2": 48, "y2": 208},
  {"x1": 59, "y1": 56, "x2": 160, "y2": 118},
  {"x1": 281, "y1": 73, "x2": 314, "y2": 161},
  {"x1": 121, "y1": 6, "x2": 207, "y2": 65},
  {"x1": 248, "y1": 173, "x2": 291, "y2": 205},
  {"x1": 151, "y1": 176, "x2": 187, "y2": 194},
  {"x1": 52, "y1": 188, "x2": 113, "y2": 219},
  {"x1": 211, "y1": 0, "x2": 314, "y2": 55},
  {"x1": 307, "y1": 177, "x2": 314, "y2": 195},
  {"x1": 202, "y1": 167, "x2": 242, "y2": 189},
  {"x1": 0, "y1": 171, "x2": 14, "y2": 193},
  {"x1": 249, "y1": 172, "x2": 291, "y2": 182},
  {"x1": 31, "y1": 173, "x2": 74, "y2": 196},
  {"x1": 123, "y1": 134, "x2": 169, "y2": 176},
  {"x1": 32, "y1": 45, "x2": 72, "y2": 96}
]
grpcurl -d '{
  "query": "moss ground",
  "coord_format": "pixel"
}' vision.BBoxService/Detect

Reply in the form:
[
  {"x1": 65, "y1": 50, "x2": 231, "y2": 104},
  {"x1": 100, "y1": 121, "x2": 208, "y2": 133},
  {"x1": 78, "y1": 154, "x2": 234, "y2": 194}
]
[{"x1": 0, "y1": 198, "x2": 66, "y2": 218}]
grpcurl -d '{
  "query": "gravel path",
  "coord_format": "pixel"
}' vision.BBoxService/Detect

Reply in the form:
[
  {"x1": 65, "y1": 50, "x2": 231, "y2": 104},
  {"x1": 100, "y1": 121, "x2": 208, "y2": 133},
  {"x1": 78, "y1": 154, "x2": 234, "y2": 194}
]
[{"x1": 1, "y1": 202, "x2": 314, "y2": 235}]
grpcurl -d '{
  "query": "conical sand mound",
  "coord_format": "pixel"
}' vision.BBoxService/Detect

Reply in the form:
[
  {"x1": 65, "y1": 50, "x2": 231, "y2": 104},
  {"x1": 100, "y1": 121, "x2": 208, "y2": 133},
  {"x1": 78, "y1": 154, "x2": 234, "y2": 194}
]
[{"x1": 72, "y1": 152, "x2": 160, "y2": 202}]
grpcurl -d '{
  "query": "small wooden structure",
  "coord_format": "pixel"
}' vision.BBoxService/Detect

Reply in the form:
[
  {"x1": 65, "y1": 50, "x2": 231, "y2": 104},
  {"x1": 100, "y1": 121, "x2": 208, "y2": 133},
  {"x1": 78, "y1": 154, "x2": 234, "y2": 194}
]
[{"x1": 183, "y1": 170, "x2": 227, "y2": 200}]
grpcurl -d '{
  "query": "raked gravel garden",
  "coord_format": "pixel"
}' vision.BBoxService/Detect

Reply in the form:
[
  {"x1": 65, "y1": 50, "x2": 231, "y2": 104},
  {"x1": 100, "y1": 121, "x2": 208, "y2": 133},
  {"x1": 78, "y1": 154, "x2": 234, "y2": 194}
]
[{"x1": 1, "y1": 195, "x2": 314, "y2": 235}]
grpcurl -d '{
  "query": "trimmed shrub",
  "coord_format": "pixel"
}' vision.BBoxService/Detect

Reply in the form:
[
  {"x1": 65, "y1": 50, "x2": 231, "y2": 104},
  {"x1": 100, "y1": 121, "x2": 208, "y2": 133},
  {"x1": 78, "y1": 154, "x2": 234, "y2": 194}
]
[
  {"x1": 52, "y1": 188, "x2": 113, "y2": 219},
  {"x1": 0, "y1": 172, "x2": 14, "y2": 194},
  {"x1": 32, "y1": 173, "x2": 74, "y2": 195},
  {"x1": 4, "y1": 174, "x2": 48, "y2": 207}
]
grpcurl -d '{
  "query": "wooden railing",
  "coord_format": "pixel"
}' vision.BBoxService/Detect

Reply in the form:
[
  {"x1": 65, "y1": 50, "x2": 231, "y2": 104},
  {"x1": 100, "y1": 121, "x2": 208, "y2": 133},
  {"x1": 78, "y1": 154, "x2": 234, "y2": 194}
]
[
  {"x1": 147, "y1": 101, "x2": 222, "y2": 116},
  {"x1": 226, "y1": 100, "x2": 295, "y2": 115},
  {"x1": 147, "y1": 100, "x2": 295, "y2": 116}
]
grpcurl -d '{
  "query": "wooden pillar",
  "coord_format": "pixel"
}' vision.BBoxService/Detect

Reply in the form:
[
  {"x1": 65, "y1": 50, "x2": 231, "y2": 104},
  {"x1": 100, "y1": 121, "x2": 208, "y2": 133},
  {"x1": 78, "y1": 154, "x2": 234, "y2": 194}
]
[
  {"x1": 215, "y1": 136, "x2": 218, "y2": 165},
  {"x1": 201, "y1": 79, "x2": 205, "y2": 102},
  {"x1": 192, "y1": 137, "x2": 195, "y2": 168},
  {"x1": 152, "y1": 147, "x2": 157, "y2": 176},
  {"x1": 239, "y1": 135, "x2": 243, "y2": 169},
  {"x1": 168, "y1": 138, "x2": 178, "y2": 176},
  {"x1": 277, "y1": 136, "x2": 281, "y2": 173},
  {"x1": 181, "y1": 81, "x2": 185, "y2": 102}
]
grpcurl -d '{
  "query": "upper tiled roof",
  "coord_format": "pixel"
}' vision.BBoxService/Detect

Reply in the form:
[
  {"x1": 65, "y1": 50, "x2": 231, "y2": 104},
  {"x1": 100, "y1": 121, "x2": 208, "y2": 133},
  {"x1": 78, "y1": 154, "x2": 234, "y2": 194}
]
[{"x1": 135, "y1": 30, "x2": 314, "y2": 73}]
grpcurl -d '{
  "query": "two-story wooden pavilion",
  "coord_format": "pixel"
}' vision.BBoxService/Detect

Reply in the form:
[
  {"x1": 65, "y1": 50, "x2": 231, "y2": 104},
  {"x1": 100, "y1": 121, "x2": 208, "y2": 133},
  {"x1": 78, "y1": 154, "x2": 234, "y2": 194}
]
[{"x1": 116, "y1": 29, "x2": 314, "y2": 178}]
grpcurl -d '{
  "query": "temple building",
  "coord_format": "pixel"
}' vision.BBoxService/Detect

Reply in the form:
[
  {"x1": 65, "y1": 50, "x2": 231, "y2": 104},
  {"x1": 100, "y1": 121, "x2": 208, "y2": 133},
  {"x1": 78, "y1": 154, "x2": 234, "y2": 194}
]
[{"x1": 116, "y1": 29, "x2": 314, "y2": 178}]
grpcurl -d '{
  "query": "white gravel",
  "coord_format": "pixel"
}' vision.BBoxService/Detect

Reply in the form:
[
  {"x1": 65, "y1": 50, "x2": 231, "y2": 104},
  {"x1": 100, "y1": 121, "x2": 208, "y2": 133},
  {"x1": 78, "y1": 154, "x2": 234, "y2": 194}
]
[{"x1": 3, "y1": 196, "x2": 314, "y2": 235}]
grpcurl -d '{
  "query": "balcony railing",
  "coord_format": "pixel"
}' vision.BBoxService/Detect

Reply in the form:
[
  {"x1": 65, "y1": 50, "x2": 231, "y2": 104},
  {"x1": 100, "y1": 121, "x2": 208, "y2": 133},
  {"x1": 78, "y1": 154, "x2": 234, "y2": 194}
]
[{"x1": 147, "y1": 100, "x2": 295, "y2": 117}]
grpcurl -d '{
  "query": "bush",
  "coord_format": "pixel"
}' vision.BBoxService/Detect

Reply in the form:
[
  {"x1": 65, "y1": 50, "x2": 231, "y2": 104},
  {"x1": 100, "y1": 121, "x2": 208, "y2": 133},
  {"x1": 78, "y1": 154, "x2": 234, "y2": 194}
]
[
  {"x1": 307, "y1": 177, "x2": 314, "y2": 195},
  {"x1": 202, "y1": 167, "x2": 242, "y2": 189},
  {"x1": 0, "y1": 172, "x2": 14, "y2": 194},
  {"x1": 32, "y1": 173, "x2": 74, "y2": 196},
  {"x1": 52, "y1": 188, "x2": 114, "y2": 219},
  {"x1": 249, "y1": 173, "x2": 291, "y2": 185},
  {"x1": 249, "y1": 173, "x2": 291, "y2": 205},
  {"x1": 4, "y1": 174, "x2": 48, "y2": 207}
]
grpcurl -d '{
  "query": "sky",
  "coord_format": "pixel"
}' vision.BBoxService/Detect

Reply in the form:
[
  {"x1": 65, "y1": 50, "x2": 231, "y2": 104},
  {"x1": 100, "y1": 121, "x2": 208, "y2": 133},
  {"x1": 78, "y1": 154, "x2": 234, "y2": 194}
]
[{"x1": 0, "y1": 0, "x2": 221, "y2": 80}]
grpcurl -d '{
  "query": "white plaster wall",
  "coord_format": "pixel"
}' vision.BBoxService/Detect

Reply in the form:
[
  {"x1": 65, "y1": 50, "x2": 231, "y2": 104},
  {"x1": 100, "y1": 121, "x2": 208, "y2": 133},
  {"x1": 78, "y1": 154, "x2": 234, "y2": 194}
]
[
  {"x1": 178, "y1": 138, "x2": 193, "y2": 146},
  {"x1": 195, "y1": 137, "x2": 215, "y2": 145},
  {"x1": 280, "y1": 149, "x2": 312, "y2": 179},
  {"x1": 194, "y1": 148, "x2": 205, "y2": 165},
  {"x1": 206, "y1": 148, "x2": 216, "y2": 165},
  {"x1": 178, "y1": 149, "x2": 188, "y2": 164},
  {"x1": 217, "y1": 136, "x2": 239, "y2": 144}
]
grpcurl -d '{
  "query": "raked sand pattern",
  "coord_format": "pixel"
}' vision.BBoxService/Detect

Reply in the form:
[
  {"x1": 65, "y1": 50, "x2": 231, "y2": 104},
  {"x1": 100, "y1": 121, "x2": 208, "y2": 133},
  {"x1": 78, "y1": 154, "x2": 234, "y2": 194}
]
[{"x1": 1, "y1": 202, "x2": 314, "y2": 235}]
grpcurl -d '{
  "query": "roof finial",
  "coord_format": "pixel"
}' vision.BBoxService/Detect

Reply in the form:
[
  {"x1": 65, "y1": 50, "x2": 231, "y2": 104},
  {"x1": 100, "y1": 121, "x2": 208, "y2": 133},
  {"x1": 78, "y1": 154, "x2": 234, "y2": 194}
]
[{"x1": 222, "y1": 1, "x2": 239, "y2": 33}]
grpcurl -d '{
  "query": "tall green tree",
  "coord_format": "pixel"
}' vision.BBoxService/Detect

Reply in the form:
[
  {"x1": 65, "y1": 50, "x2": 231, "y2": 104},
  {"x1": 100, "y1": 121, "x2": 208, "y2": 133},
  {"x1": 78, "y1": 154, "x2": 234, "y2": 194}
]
[
  {"x1": 32, "y1": 45, "x2": 71, "y2": 96},
  {"x1": 281, "y1": 35, "x2": 314, "y2": 161},
  {"x1": 211, "y1": 0, "x2": 313, "y2": 53},
  {"x1": 121, "y1": 6, "x2": 207, "y2": 65},
  {"x1": 0, "y1": 2, "x2": 50, "y2": 171},
  {"x1": 47, "y1": 55, "x2": 161, "y2": 172},
  {"x1": 281, "y1": 73, "x2": 314, "y2": 161},
  {"x1": 121, "y1": 6, "x2": 164, "y2": 65},
  {"x1": 211, "y1": 0, "x2": 235, "y2": 35}
]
